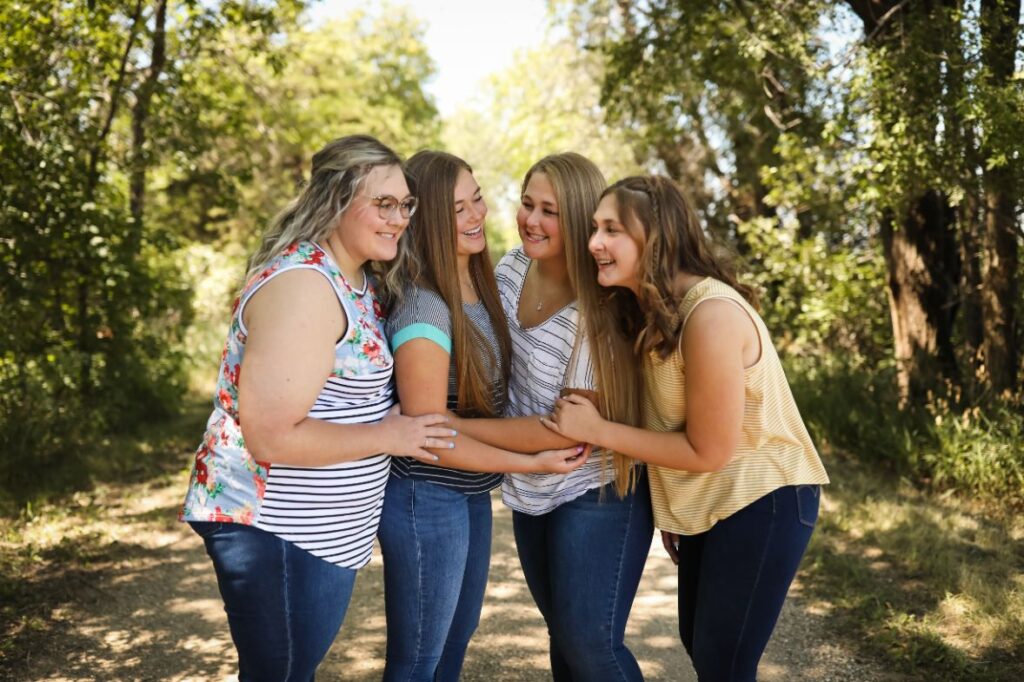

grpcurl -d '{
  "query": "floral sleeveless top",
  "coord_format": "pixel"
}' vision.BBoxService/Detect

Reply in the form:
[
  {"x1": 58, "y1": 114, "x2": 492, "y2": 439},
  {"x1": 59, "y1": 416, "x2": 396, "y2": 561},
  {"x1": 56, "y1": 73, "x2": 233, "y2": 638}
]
[{"x1": 179, "y1": 241, "x2": 396, "y2": 568}]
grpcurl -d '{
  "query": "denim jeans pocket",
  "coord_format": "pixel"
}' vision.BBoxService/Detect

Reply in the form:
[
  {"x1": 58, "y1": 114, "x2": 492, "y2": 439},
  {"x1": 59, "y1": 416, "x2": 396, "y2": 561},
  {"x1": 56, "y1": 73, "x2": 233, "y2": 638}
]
[
  {"x1": 188, "y1": 520, "x2": 225, "y2": 539},
  {"x1": 795, "y1": 485, "x2": 820, "y2": 529}
]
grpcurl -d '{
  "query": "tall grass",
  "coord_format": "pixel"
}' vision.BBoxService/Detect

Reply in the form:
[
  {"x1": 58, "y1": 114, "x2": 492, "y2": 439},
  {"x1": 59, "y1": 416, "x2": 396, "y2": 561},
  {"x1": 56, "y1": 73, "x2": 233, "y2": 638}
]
[{"x1": 788, "y1": 357, "x2": 1024, "y2": 508}]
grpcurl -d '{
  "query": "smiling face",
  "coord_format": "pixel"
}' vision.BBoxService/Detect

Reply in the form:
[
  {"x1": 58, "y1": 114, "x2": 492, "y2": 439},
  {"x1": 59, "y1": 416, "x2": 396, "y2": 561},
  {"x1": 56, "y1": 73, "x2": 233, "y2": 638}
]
[
  {"x1": 334, "y1": 164, "x2": 411, "y2": 268},
  {"x1": 454, "y1": 168, "x2": 488, "y2": 257},
  {"x1": 589, "y1": 193, "x2": 642, "y2": 294},
  {"x1": 516, "y1": 172, "x2": 564, "y2": 261}
]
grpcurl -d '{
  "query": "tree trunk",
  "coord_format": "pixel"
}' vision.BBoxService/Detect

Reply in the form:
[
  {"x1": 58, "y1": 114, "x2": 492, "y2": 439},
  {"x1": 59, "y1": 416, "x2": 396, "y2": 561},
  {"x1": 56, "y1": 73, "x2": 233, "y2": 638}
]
[
  {"x1": 848, "y1": 0, "x2": 965, "y2": 403},
  {"x1": 86, "y1": 0, "x2": 144, "y2": 196},
  {"x1": 128, "y1": 0, "x2": 167, "y2": 251},
  {"x1": 960, "y1": 188, "x2": 985, "y2": 372},
  {"x1": 945, "y1": 6, "x2": 984, "y2": 391},
  {"x1": 78, "y1": 1, "x2": 144, "y2": 397},
  {"x1": 880, "y1": 192, "x2": 961, "y2": 403},
  {"x1": 981, "y1": 170, "x2": 1019, "y2": 394},
  {"x1": 979, "y1": 0, "x2": 1020, "y2": 394}
]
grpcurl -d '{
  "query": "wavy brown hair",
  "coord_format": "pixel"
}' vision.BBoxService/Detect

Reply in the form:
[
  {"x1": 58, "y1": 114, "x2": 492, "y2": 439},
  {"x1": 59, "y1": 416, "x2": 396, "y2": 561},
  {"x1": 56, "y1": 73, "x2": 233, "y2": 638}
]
[
  {"x1": 522, "y1": 153, "x2": 641, "y2": 496},
  {"x1": 400, "y1": 150, "x2": 512, "y2": 418},
  {"x1": 602, "y1": 175, "x2": 759, "y2": 359}
]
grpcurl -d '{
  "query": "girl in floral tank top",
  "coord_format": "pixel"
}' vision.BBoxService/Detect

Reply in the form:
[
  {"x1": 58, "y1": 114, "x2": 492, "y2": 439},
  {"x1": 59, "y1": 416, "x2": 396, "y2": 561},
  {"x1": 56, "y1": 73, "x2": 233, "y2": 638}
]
[
  {"x1": 181, "y1": 240, "x2": 397, "y2": 567},
  {"x1": 179, "y1": 135, "x2": 455, "y2": 682}
]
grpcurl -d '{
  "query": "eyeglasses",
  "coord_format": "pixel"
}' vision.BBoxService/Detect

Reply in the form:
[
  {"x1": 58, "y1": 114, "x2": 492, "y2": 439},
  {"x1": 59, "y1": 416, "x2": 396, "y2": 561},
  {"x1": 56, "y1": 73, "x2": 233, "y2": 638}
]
[{"x1": 371, "y1": 194, "x2": 418, "y2": 220}]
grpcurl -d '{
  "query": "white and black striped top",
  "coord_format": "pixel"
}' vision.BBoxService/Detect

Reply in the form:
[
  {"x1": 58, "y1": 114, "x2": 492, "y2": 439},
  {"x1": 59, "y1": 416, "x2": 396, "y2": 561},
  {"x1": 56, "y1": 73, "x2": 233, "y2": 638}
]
[
  {"x1": 386, "y1": 285, "x2": 505, "y2": 494},
  {"x1": 497, "y1": 247, "x2": 610, "y2": 515},
  {"x1": 247, "y1": 247, "x2": 394, "y2": 569}
]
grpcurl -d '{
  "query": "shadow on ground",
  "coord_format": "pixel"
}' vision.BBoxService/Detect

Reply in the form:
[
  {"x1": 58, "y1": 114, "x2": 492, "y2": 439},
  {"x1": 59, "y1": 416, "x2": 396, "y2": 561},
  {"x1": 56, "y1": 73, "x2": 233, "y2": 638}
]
[{"x1": 2, "y1": 471, "x2": 889, "y2": 681}]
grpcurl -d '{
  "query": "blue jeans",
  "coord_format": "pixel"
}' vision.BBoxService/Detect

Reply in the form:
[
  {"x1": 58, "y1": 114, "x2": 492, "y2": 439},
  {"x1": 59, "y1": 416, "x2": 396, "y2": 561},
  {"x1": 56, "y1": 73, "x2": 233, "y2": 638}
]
[
  {"x1": 190, "y1": 521, "x2": 357, "y2": 682},
  {"x1": 675, "y1": 484, "x2": 820, "y2": 682},
  {"x1": 513, "y1": 468, "x2": 654, "y2": 681},
  {"x1": 377, "y1": 475, "x2": 493, "y2": 681}
]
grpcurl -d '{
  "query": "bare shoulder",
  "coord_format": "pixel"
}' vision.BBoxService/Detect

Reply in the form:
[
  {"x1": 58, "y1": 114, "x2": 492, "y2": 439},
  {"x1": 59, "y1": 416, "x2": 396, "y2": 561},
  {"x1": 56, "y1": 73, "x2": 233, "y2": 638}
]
[
  {"x1": 244, "y1": 268, "x2": 345, "y2": 335},
  {"x1": 683, "y1": 298, "x2": 756, "y2": 357}
]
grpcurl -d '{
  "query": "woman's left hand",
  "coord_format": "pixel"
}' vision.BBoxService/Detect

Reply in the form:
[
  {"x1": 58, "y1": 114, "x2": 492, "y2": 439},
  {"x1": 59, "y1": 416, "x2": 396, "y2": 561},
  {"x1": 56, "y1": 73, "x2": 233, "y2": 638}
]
[
  {"x1": 661, "y1": 531, "x2": 681, "y2": 565},
  {"x1": 531, "y1": 443, "x2": 591, "y2": 474},
  {"x1": 541, "y1": 393, "x2": 605, "y2": 444}
]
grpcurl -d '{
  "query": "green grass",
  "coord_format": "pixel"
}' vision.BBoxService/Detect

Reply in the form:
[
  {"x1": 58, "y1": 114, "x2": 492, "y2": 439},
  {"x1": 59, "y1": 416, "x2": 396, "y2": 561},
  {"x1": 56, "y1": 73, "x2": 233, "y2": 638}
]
[
  {"x1": 803, "y1": 452, "x2": 1024, "y2": 680},
  {"x1": 0, "y1": 395, "x2": 209, "y2": 516},
  {"x1": 789, "y1": 359, "x2": 1024, "y2": 507}
]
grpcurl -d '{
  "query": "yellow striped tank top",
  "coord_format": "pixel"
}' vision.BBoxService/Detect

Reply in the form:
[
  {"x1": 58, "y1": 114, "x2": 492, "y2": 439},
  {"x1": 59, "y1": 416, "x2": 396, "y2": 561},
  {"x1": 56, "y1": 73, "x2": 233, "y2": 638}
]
[{"x1": 643, "y1": 278, "x2": 829, "y2": 535}]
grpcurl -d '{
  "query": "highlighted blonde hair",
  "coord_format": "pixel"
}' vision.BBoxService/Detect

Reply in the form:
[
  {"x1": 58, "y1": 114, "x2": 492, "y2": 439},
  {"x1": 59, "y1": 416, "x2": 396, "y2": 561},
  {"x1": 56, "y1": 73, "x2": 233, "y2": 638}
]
[{"x1": 245, "y1": 134, "x2": 412, "y2": 301}]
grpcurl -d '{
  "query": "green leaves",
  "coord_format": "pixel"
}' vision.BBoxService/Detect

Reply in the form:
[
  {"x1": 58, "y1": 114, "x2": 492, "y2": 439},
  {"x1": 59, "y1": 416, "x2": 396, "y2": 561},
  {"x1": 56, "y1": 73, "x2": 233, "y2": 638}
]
[{"x1": 1, "y1": 1, "x2": 448, "y2": 499}]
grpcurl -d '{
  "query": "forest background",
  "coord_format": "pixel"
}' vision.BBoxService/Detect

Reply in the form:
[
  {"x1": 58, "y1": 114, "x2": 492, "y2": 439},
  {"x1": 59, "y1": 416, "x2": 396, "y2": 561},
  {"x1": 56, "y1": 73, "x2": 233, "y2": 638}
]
[{"x1": 1, "y1": 0, "x2": 1022, "y2": 678}]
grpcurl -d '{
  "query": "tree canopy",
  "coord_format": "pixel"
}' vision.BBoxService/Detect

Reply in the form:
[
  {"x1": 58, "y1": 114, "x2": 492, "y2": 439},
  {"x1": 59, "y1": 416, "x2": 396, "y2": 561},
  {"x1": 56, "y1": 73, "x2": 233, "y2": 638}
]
[
  {"x1": 1, "y1": 0, "x2": 1021, "y2": 508},
  {"x1": 0, "y1": 1, "x2": 440, "y2": 496}
]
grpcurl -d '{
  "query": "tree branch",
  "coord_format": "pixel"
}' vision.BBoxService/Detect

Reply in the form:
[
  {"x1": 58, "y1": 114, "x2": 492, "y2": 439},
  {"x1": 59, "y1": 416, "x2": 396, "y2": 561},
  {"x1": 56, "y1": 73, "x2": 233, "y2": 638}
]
[
  {"x1": 7, "y1": 92, "x2": 37, "y2": 146},
  {"x1": 86, "y1": 0, "x2": 145, "y2": 192}
]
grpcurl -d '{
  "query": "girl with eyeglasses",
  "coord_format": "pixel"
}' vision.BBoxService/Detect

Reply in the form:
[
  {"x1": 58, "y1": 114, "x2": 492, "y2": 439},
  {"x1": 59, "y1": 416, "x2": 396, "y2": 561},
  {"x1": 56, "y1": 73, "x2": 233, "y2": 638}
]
[
  {"x1": 544, "y1": 175, "x2": 830, "y2": 682},
  {"x1": 452, "y1": 153, "x2": 654, "y2": 681},
  {"x1": 178, "y1": 135, "x2": 455, "y2": 681},
  {"x1": 378, "y1": 150, "x2": 587, "y2": 682}
]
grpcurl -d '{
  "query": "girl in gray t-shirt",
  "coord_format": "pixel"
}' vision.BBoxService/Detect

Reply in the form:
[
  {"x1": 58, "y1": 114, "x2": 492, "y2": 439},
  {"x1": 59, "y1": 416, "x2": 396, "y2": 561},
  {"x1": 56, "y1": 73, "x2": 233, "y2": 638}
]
[{"x1": 377, "y1": 150, "x2": 587, "y2": 681}]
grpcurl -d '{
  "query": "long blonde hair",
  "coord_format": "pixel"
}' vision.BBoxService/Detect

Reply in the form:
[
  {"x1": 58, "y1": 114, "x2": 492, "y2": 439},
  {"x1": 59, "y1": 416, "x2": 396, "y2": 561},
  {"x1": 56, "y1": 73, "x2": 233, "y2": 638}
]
[
  {"x1": 522, "y1": 153, "x2": 641, "y2": 497},
  {"x1": 400, "y1": 150, "x2": 512, "y2": 417},
  {"x1": 602, "y1": 175, "x2": 759, "y2": 358},
  {"x1": 245, "y1": 134, "x2": 412, "y2": 302}
]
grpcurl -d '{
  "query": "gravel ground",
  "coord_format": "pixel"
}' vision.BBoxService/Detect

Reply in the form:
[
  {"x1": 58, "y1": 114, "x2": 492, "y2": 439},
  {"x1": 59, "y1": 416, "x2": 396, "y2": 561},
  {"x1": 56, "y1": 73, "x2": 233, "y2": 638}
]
[{"x1": 11, "y1": 478, "x2": 894, "y2": 681}]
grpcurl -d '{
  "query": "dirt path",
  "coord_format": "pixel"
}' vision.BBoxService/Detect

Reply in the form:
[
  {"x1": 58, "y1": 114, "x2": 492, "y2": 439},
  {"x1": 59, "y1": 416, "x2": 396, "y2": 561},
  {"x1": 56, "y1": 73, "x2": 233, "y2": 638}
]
[{"x1": 4, "y1": 470, "x2": 890, "y2": 681}]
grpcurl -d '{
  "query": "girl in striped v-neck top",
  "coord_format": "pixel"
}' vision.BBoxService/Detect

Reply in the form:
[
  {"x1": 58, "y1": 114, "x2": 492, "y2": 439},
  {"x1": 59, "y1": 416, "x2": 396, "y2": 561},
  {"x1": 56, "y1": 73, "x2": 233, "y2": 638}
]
[{"x1": 454, "y1": 153, "x2": 654, "y2": 681}]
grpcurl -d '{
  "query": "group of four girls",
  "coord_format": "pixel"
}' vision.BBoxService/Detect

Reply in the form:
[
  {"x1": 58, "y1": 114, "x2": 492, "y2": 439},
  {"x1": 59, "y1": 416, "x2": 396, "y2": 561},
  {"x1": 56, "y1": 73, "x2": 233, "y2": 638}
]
[{"x1": 180, "y1": 134, "x2": 829, "y2": 682}]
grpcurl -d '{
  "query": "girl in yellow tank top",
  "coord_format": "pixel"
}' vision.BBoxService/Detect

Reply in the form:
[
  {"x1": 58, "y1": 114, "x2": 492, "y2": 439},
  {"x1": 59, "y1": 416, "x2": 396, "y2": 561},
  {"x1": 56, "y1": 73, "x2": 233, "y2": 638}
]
[{"x1": 542, "y1": 175, "x2": 829, "y2": 681}]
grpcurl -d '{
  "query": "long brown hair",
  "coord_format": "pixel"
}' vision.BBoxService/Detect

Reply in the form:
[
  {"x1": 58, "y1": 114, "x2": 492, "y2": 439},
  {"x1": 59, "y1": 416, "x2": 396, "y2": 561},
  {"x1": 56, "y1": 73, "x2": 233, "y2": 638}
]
[
  {"x1": 245, "y1": 135, "x2": 411, "y2": 302},
  {"x1": 602, "y1": 175, "x2": 759, "y2": 359},
  {"x1": 401, "y1": 150, "x2": 512, "y2": 417},
  {"x1": 522, "y1": 153, "x2": 641, "y2": 496}
]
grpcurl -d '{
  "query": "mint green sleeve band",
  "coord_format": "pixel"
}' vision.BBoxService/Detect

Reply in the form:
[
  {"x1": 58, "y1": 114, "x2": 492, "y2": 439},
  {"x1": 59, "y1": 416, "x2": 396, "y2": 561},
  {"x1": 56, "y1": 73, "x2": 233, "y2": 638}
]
[{"x1": 390, "y1": 323, "x2": 452, "y2": 354}]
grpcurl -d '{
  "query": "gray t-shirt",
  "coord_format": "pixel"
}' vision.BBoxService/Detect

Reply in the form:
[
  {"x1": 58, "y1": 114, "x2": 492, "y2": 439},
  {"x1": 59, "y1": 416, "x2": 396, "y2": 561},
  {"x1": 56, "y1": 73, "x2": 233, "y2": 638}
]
[{"x1": 386, "y1": 285, "x2": 505, "y2": 494}]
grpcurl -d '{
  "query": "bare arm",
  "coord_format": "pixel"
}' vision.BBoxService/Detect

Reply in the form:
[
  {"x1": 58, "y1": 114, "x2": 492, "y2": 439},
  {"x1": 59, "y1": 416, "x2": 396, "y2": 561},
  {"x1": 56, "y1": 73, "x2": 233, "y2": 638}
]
[
  {"x1": 451, "y1": 414, "x2": 577, "y2": 452},
  {"x1": 394, "y1": 338, "x2": 585, "y2": 474},
  {"x1": 542, "y1": 300, "x2": 755, "y2": 473},
  {"x1": 452, "y1": 387, "x2": 596, "y2": 451},
  {"x1": 237, "y1": 270, "x2": 453, "y2": 466}
]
